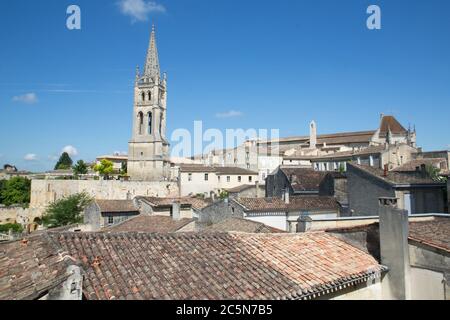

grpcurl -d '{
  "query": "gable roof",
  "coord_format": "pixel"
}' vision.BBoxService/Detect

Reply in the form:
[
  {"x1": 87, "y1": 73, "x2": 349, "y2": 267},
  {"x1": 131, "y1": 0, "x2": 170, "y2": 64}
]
[
  {"x1": 204, "y1": 217, "x2": 285, "y2": 233},
  {"x1": 279, "y1": 167, "x2": 328, "y2": 192},
  {"x1": 47, "y1": 231, "x2": 385, "y2": 300},
  {"x1": 95, "y1": 200, "x2": 139, "y2": 213},
  {"x1": 349, "y1": 163, "x2": 445, "y2": 186},
  {"x1": 214, "y1": 167, "x2": 258, "y2": 175},
  {"x1": 104, "y1": 215, "x2": 194, "y2": 233},
  {"x1": 379, "y1": 115, "x2": 407, "y2": 136},
  {"x1": 0, "y1": 234, "x2": 72, "y2": 300},
  {"x1": 140, "y1": 197, "x2": 211, "y2": 211},
  {"x1": 233, "y1": 196, "x2": 339, "y2": 213},
  {"x1": 392, "y1": 158, "x2": 447, "y2": 172},
  {"x1": 408, "y1": 217, "x2": 450, "y2": 253}
]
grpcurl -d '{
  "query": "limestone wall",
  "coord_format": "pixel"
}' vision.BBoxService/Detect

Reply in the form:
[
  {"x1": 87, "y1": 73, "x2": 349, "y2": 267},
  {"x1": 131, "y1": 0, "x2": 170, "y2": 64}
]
[
  {"x1": 0, "y1": 206, "x2": 41, "y2": 225},
  {"x1": 30, "y1": 179, "x2": 180, "y2": 217}
]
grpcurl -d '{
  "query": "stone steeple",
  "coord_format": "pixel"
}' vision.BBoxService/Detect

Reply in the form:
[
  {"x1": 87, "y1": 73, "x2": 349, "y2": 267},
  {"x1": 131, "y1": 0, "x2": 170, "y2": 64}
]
[
  {"x1": 144, "y1": 24, "x2": 160, "y2": 81},
  {"x1": 128, "y1": 24, "x2": 170, "y2": 181}
]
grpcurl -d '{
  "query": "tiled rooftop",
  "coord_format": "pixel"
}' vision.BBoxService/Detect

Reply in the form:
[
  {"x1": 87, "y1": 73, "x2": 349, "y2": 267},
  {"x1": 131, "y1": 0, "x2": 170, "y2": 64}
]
[
  {"x1": 409, "y1": 217, "x2": 450, "y2": 253},
  {"x1": 95, "y1": 200, "x2": 139, "y2": 213},
  {"x1": 141, "y1": 197, "x2": 211, "y2": 210},
  {"x1": 279, "y1": 167, "x2": 328, "y2": 192},
  {"x1": 234, "y1": 196, "x2": 339, "y2": 213},
  {"x1": 349, "y1": 163, "x2": 445, "y2": 186},
  {"x1": 203, "y1": 217, "x2": 285, "y2": 233},
  {"x1": 0, "y1": 233, "x2": 71, "y2": 300},
  {"x1": 103, "y1": 215, "x2": 194, "y2": 233},
  {"x1": 51, "y1": 231, "x2": 385, "y2": 300}
]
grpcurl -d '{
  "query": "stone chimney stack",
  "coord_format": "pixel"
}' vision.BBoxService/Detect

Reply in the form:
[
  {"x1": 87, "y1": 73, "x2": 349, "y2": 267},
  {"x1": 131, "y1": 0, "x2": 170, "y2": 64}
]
[
  {"x1": 172, "y1": 201, "x2": 181, "y2": 221},
  {"x1": 255, "y1": 181, "x2": 263, "y2": 198},
  {"x1": 284, "y1": 188, "x2": 290, "y2": 204},
  {"x1": 309, "y1": 121, "x2": 317, "y2": 149},
  {"x1": 378, "y1": 197, "x2": 411, "y2": 300}
]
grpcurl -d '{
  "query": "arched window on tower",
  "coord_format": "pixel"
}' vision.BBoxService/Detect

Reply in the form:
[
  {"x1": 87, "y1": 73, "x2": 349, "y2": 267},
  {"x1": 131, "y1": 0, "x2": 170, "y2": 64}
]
[
  {"x1": 147, "y1": 112, "x2": 153, "y2": 135},
  {"x1": 141, "y1": 92, "x2": 145, "y2": 102},
  {"x1": 138, "y1": 112, "x2": 144, "y2": 135},
  {"x1": 148, "y1": 91, "x2": 151, "y2": 101}
]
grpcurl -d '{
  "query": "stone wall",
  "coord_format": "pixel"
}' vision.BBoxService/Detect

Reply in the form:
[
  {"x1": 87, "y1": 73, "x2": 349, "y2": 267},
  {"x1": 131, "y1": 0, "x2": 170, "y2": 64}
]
[
  {"x1": 30, "y1": 179, "x2": 179, "y2": 217},
  {"x1": 0, "y1": 206, "x2": 41, "y2": 225},
  {"x1": 447, "y1": 178, "x2": 450, "y2": 214},
  {"x1": 347, "y1": 165, "x2": 395, "y2": 216}
]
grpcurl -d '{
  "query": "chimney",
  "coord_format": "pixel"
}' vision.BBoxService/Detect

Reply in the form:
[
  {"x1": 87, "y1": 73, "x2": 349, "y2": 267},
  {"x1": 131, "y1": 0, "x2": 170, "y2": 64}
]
[
  {"x1": 284, "y1": 189, "x2": 290, "y2": 204},
  {"x1": 210, "y1": 191, "x2": 215, "y2": 202},
  {"x1": 255, "y1": 181, "x2": 263, "y2": 198},
  {"x1": 383, "y1": 164, "x2": 388, "y2": 177},
  {"x1": 172, "y1": 201, "x2": 181, "y2": 221},
  {"x1": 378, "y1": 197, "x2": 411, "y2": 300},
  {"x1": 309, "y1": 121, "x2": 317, "y2": 149},
  {"x1": 420, "y1": 164, "x2": 427, "y2": 178}
]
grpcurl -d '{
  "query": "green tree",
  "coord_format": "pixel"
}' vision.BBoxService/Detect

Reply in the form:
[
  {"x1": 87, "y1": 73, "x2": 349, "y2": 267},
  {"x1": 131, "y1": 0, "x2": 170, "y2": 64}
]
[
  {"x1": 120, "y1": 161, "x2": 127, "y2": 176},
  {"x1": 339, "y1": 163, "x2": 346, "y2": 174},
  {"x1": 219, "y1": 190, "x2": 229, "y2": 200},
  {"x1": 94, "y1": 159, "x2": 114, "y2": 179},
  {"x1": 73, "y1": 160, "x2": 88, "y2": 175},
  {"x1": 54, "y1": 152, "x2": 73, "y2": 170},
  {"x1": 41, "y1": 192, "x2": 93, "y2": 228},
  {"x1": 0, "y1": 179, "x2": 6, "y2": 204},
  {"x1": 0, "y1": 223, "x2": 24, "y2": 233},
  {"x1": 426, "y1": 164, "x2": 447, "y2": 183},
  {"x1": 0, "y1": 177, "x2": 31, "y2": 207}
]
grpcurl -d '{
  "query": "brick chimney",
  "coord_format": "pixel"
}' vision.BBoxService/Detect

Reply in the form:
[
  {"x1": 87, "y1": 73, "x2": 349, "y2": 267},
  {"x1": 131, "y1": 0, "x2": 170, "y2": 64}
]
[
  {"x1": 378, "y1": 197, "x2": 411, "y2": 300},
  {"x1": 383, "y1": 164, "x2": 388, "y2": 177}
]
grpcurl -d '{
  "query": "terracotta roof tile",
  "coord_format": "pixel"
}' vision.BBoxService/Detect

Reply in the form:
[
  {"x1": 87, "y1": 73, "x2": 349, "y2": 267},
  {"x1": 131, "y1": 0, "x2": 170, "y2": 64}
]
[
  {"x1": 409, "y1": 218, "x2": 450, "y2": 253},
  {"x1": 392, "y1": 158, "x2": 447, "y2": 172},
  {"x1": 95, "y1": 200, "x2": 139, "y2": 213},
  {"x1": 0, "y1": 234, "x2": 71, "y2": 300},
  {"x1": 280, "y1": 168, "x2": 328, "y2": 191},
  {"x1": 349, "y1": 163, "x2": 445, "y2": 185},
  {"x1": 46, "y1": 231, "x2": 385, "y2": 300},
  {"x1": 103, "y1": 215, "x2": 194, "y2": 233},
  {"x1": 141, "y1": 197, "x2": 211, "y2": 210},
  {"x1": 204, "y1": 217, "x2": 285, "y2": 233},
  {"x1": 234, "y1": 196, "x2": 339, "y2": 212}
]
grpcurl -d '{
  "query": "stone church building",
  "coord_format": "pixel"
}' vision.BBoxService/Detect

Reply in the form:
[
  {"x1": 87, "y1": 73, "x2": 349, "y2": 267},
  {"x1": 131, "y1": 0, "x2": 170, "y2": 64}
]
[{"x1": 127, "y1": 26, "x2": 171, "y2": 181}]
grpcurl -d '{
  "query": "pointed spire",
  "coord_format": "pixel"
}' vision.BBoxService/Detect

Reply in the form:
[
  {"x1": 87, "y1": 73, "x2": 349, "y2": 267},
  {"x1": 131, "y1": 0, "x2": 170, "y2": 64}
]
[{"x1": 144, "y1": 24, "x2": 160, "y2": 81}]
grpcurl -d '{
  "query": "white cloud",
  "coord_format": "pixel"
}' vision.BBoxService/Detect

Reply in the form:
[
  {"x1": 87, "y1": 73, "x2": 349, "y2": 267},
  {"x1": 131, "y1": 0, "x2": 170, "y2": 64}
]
[
  {"x1": 24, "y1": 153, "x2": 38, "y2": 161},
  {"x1": 12, "y1": 93, "x2": 38, "y2": 104},
  {"x1": 215, "y1": 110, "x2": 244, "y2": 119},
  {"x1": 62, "y1": 145, "x2": 78, "y2": 157},
  {"x1": 118, "y1": 0, "x2": 166, "y2": 22}
]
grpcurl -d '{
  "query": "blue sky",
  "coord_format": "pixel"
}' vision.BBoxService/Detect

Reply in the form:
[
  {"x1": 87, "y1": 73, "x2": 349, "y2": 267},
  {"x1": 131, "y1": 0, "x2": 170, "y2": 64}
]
[{"x1": 0, "y1": 0, "x2": 449, "y2": 172}]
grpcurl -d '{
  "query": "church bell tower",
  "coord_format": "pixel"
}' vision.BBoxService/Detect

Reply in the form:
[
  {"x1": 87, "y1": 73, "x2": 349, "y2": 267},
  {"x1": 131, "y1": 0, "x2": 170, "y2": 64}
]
[{"x1": 127, "y1": 25, "x2": 170, "y2": 181}]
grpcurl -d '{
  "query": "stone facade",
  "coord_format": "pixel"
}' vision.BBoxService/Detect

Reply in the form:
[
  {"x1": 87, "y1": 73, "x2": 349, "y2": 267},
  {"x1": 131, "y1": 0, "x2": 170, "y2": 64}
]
[
  {"x1": 30, "y1": 179, "x2": 179, "y2": 217},
  {"x1": 127, "y1": 26, "x2": 170, "y2": 181}
]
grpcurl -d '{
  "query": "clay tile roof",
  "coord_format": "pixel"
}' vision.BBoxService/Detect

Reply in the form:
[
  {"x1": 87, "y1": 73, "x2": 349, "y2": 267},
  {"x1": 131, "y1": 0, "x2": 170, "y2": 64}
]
[
  {"x1": 142, "y1": 197, "x2": 211, "y2": 210},
  {"x1": 179, "y1": 164, "x2": 216, "y2": 173},
  {"x1": 104, "y1": 215, "x2": 194, "y2": 233},
  {"x1": 408, "y1": 217, "x2": 450, "y2": 253},
  {"x1": 214, "y1": 167, "x2": 258, "y2": 175},
  {"x1": 226, "y1": 184, "x2": 256, "y2": 193},
  {"x1": 95, "y1": 200, "x2": 139, "y2": 213},
  {"x1": 0, "y1": 234, "x2": 71, "y2": 300},
  {"x1": 46, "y1": 231, "x2": 385, "y2": 300},
  {"x1": 204, "y1": 217, "x2": 285, "y2": 233},
  {"x1": 349, "y1": 163, "x2": 445, "y2": 186},
  {"x1": 392, "y1": 158, "x2": 447, "y2": 172},
  {"x1": 234, "y1": 196, "x2": 339, "y2": 213},
  {"x1": 280, "y1": 168, "x2": 328, "y2": 191},
  {"x1": 379, "y1": 115, "x2": 407, "y2": 136}
]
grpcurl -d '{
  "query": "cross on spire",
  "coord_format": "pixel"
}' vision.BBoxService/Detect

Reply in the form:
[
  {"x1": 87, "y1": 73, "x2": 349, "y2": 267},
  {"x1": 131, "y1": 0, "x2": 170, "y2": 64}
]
[{"x1": 144, "y1": 24, "x2": 160, "y2": 81}]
